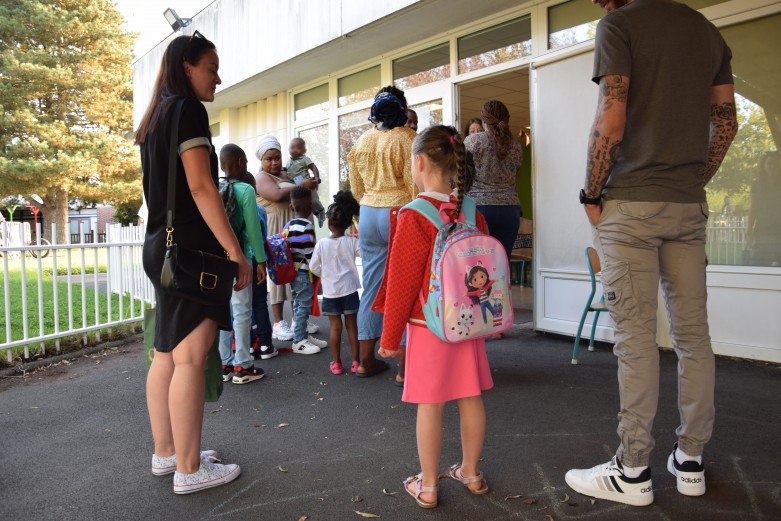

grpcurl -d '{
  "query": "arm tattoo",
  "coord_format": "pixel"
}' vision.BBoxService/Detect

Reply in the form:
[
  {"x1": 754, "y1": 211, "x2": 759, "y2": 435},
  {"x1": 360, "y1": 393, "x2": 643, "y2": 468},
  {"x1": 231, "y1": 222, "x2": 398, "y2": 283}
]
[
  {"x1": 584, "y1": 75, "x2": 627, "y2": 197},
  {"x1": 702, "y1": 101, "x2": 738, "y2": 184}
]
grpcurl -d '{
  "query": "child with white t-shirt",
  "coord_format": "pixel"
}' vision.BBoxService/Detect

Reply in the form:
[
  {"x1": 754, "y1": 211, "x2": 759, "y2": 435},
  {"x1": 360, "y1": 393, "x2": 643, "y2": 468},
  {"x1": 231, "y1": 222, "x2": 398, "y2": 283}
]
[{"x1": 309, "y1": 191, "x2": 362, "y2": 375}]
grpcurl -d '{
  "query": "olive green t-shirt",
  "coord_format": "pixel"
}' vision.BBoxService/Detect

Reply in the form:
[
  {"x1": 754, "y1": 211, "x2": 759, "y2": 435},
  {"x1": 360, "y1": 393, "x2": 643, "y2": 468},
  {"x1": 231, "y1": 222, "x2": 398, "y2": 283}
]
[{"x1": 592, "y1": 0, "x2": 733, "y2": 203}]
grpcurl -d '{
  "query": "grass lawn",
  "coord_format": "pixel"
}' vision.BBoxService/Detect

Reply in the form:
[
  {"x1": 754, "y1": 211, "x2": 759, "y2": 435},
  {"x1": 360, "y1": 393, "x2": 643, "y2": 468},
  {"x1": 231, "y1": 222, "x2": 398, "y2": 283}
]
[{"x1": 0, "y1": 262, "x2": 145, "y2": 364}]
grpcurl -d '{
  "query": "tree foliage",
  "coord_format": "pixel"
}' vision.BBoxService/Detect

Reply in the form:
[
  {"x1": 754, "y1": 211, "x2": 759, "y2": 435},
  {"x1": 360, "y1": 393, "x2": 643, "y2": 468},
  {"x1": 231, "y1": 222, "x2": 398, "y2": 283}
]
[{"x1": 0, "y1": 0, "x2": 139, "y2": 242}]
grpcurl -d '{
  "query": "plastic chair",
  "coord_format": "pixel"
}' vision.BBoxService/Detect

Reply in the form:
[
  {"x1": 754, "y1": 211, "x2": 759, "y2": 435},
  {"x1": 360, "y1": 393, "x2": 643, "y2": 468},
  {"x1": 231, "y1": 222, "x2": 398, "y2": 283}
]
[
  {"x1": 571, "y1": 247, "x2": 608, "y2": 365},
  {"x1": 510, "y1": 218, "x2": 533, "y2": 287}
]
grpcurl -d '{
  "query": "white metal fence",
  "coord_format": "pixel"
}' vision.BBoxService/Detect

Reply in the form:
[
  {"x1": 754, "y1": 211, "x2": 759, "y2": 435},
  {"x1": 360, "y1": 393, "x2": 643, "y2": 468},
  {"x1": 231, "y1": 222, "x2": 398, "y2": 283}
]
[
  {"x1": 0, "y1": 221, "x2": 152, "y2": 363},
  {"x1": 706, "y1": 215, "x2": 748, "y2": 265}
]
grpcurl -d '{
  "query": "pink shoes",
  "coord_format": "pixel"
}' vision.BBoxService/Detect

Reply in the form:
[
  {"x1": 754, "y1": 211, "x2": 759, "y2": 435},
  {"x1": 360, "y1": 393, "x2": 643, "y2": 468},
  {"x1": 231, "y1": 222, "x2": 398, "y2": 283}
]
[
  {"x1": 350, "y1": 361, "x2": 360, "y2": 373},
  {"x1": 329, "y1": 361, "x2": 344, "y2": 375},
  {"x1": 403, "y1": 473, "x2": 438, "y2": 509},
  {"x1": 449, "y1": 463, "x2": 489, "y2": 495}
]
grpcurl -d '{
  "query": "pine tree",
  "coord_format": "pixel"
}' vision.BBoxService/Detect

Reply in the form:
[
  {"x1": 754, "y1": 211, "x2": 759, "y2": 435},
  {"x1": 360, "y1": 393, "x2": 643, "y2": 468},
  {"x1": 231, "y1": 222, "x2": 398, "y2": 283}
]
[{"x1": 0, "y1": 0, "x2": 139, "y2": 243}]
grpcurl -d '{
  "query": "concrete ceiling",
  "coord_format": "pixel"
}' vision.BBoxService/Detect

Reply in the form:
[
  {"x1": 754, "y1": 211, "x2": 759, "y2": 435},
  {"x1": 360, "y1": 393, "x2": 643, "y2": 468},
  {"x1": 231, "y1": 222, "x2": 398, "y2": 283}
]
[{"x1": 458, "y1": 67, "x2": 531, "y2": 138}]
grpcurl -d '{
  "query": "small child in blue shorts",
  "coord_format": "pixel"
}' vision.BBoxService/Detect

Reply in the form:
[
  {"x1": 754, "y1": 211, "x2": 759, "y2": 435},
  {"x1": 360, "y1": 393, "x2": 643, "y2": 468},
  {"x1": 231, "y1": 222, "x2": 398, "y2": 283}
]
[{"x1": 309, "y1": 191, "x2": 362, "y2": 375}]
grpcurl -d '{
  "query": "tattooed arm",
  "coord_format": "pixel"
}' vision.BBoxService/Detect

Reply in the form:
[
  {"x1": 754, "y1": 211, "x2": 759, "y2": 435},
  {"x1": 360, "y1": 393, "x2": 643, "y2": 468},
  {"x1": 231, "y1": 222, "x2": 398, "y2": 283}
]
[
  {"x1": 702, "y1": 84, "x2": 738, "y2": 184},
  {"x1": 583, "y1": 74, "x2": 629, "y2": 225}
]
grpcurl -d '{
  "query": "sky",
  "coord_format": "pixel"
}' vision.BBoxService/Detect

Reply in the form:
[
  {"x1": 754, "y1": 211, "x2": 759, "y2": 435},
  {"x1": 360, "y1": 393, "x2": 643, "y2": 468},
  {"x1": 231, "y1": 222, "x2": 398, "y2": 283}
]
[{"x1": 113, "y1": 0, "x2": 215, "y2": 58}]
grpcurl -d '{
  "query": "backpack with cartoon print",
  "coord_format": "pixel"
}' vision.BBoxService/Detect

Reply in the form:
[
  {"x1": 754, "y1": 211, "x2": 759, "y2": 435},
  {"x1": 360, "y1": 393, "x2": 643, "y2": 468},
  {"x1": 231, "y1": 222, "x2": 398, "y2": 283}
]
[{"x1": 401, "y1": 196, "x2": 513, "y2": 343}]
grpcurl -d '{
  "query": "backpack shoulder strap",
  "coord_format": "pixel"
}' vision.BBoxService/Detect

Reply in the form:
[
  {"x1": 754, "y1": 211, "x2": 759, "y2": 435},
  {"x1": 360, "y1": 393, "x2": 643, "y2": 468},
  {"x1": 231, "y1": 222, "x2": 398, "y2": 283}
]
[
  {"x1": 461, "y1": 196, "x2": 476, "y2": 226},
  {"x1": 401, "y1": 198, "x2": 444, "y2": 228}
]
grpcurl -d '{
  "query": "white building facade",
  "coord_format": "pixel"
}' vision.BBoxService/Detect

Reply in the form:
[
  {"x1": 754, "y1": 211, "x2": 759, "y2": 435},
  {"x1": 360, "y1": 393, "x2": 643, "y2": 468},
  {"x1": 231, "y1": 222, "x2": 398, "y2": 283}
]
[{"x1": 134, "y1": 0, "x2": 781, "y2": 362}]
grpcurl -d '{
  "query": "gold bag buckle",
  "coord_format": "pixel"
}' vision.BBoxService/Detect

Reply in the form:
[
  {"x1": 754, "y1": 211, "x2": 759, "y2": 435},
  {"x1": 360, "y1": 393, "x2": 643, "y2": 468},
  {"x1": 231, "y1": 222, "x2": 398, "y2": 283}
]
[{"x1": 200, "y1": 272, "x2": 218, "y2": 291}]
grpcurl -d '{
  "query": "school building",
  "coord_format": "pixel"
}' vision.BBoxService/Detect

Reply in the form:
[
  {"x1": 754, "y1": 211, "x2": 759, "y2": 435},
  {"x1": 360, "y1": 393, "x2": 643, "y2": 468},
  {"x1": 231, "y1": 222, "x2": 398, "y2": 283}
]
[{"x1": 133, "y1": 0, "x2": 781, "y2": 363}]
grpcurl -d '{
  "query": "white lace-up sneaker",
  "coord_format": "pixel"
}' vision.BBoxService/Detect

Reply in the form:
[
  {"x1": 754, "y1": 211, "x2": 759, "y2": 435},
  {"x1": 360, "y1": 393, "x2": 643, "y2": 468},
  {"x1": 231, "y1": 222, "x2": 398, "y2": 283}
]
[
  {"x1": 151, "y1": 450, "x2": 220, "y2": 476},
  {"x1": 667, "y1": 443, "x2": 706, "y2": 496},
  {"x1": 291, "y1": 338, "x2": 321, "y2": 354},
  {"x1": 565, "y1": 456, "x2": 653, "y2": 506},
  {"x1": 173, "y1": 461, "x2": 241, "y2": 494},
  {"x1": 305, "y1": 335, "x2": 327, "y2": 349},
  {"x1": 272, "y1": 321, "x2": 294, "y2": 341},
  {"x1": 306, "y1": 320, "x2": 320, "y2": 334}
]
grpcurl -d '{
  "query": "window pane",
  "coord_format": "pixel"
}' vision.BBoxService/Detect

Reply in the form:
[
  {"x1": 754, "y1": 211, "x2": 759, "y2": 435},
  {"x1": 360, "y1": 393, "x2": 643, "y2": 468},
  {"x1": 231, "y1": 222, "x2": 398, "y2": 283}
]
[
  {"x1": 338, "y1": 66, "x2": 381, "y2": 107},
  {"x1": 297, "y1": 124, "x2": 329, "y2": 238},
  {"x1": 408, "y1": 99, "x2": 443, "y2": 132},
  {"x1": 705, "y1": 14, "x2": 781, "y2": 267},
  {"x1": 338, "y1": 108, "x2": 372, "y2": 191},
  {"x1": 394, "y1": 43, "x2": 450, "y2": 91},
  {"x1": 295, "y1": 84, "x2": 329, "y2": 121},
  {"x1": 548, "y1": 0, "x2": 603, "y2": 50},
  {"x1": 458, "y1": 16, "x2": 532, "y2": 74}
]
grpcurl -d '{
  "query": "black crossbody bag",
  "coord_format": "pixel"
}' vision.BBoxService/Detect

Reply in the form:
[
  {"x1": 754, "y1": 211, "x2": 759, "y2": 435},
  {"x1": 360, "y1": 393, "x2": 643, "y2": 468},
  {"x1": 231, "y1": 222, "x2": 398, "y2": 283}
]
[{"x1": 159, "y1": 98, "x2": 237, "y2": 305}]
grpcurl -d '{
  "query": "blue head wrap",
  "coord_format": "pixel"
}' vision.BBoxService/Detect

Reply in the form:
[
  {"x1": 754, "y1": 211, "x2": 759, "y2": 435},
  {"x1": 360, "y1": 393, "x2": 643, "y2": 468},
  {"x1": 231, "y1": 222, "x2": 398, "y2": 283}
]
[{"x1": 369, "y1": 92, "x2": 408, "y2": 129}]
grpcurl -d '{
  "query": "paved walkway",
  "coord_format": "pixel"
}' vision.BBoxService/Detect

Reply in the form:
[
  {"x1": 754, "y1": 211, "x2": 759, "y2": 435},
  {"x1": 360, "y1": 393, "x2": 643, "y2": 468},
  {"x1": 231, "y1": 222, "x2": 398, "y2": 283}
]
[{"x1": 1, "y1": 321, "x2": 779, "y2": 520}]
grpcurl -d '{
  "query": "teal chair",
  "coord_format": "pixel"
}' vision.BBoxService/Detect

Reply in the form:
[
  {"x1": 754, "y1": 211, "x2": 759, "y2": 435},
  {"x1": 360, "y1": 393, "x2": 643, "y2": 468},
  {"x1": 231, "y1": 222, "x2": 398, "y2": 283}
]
[{"x1": 572, "y1": 247, "x2": 608, "y2": 365}]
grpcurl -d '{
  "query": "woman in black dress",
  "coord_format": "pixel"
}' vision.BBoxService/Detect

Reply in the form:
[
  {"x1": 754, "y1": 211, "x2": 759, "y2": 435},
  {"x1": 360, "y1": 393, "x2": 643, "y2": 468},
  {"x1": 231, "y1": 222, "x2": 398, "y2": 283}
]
[{"x1": 135, "y1": 32, "x2": 251, "y2": 495}]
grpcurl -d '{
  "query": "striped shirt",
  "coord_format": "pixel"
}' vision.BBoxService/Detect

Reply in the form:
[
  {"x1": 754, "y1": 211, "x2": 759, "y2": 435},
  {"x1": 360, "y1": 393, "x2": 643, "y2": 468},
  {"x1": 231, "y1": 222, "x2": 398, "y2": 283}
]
[{"x1": 285, "y1": 217, "x2": 315, "y2": 272}]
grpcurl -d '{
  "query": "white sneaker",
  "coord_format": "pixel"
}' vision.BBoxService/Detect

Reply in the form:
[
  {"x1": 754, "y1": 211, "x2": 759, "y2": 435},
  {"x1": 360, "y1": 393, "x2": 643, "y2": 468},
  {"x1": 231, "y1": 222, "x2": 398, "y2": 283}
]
[
  {"x1": 565, "y1": 456, "x2": 653, "y2": 507},
  {"x1": 306, "y1": 320, "x2": 320, "y2": 334},
  {"x1": 292, "y1": 338, "x2": 321, "y2": 354},
  {"x1": 152, "y1": 450, "x2": 220, "y2": 476},
  {"x1": 667, "y1": 443, "x2": 706, "y2": 496},
  {"x1": 305, "y1": 335, "x2": 327, "y2": 349},
  {"x1": 173, "y1": 461, "x2": 241, "y2": 494},
  {"x1": 272, "y1": 321, "x2": 293, "y2": 341}
]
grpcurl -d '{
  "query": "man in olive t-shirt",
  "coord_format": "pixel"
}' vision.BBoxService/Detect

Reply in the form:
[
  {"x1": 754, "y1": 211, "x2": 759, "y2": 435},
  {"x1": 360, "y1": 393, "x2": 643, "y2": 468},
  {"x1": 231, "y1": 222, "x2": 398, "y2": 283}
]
[{"x1": 566, "y1": 0, "x2": 738, "y2": 507}]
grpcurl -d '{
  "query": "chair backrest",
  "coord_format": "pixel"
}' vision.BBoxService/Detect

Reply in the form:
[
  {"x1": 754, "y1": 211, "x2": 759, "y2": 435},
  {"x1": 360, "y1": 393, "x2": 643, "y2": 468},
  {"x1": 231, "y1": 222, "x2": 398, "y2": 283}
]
[{"x1": 586, "y1": 246, "x2": 601, "y2": 278}]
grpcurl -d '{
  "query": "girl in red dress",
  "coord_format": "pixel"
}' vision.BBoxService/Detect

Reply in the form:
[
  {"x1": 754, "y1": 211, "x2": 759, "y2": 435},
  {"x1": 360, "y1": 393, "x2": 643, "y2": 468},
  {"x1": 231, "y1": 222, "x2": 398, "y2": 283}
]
[{"x1": 377, "y1": 125, "x2": 494, "y2": 509}]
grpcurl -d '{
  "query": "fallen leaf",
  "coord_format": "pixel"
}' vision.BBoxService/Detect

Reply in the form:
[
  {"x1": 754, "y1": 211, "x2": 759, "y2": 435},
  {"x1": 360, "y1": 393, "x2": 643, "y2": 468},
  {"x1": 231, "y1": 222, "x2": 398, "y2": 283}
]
[
  {"x1": 317, "y1": 397, "x2": 324, "y2": 401},
  {"x1": 294, "y1": 371, "x2": 303, "y2": 375},
  {"x1": 298, "y1": 517, "x2": 308, "y2": 521},
  {"x1": 504, "y1": 494, "x2": 523, "y2": 501},
  {"x1": 351, "y1": 495, "x2": 363, "y2": 503},
  {"x1": 382, "y1": 488, "x2": 399, "y2": 496},
  {"x1": 354, "y1": 512, "x2": 380, "y2": 518},
  {"x1": 567, "y1": 502, "x2": 578, "y2": 507},
  {"x1": 522, "y1": 498, "x2": 537, "y2": 505},
  {"x1": 543, "y1": 486, "x2": 556, "y2": 491},
  {"x1": 278, "y1": 466, "x2": 289, "y2": 473},
  {"x1": 390, "y1": 405, "x2": 399, "y2": 409},
  {"x1": 590, "y1": 499, "x2": 596, "y2": 505},
  {"x1": 320, "y1": 381, "x2": 328, "y2": 386},
  {"x1": 545, "y1": 516, "x2": 554, "y2": 521},
  {"x1": 209, "y1": 409, "x2": 221, "y2": 414},
  {"x1": 275, "y1": 423, "x2": 289, "y2": 428},
  {"x1": 559, "y1": 493, "x2": 570, "y2": 503}
]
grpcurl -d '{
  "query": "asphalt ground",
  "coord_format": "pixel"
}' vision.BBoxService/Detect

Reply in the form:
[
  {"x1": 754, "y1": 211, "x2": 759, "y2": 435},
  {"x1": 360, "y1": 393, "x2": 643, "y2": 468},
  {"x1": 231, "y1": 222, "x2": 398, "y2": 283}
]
[{"x1": 1, "y1": 318, "x2": 779, "y2": 521}]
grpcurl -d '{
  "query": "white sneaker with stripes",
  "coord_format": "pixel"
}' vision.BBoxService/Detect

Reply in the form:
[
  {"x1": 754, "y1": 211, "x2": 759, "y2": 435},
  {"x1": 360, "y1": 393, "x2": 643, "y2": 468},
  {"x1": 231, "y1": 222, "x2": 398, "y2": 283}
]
[{"x1": 565, "y1": 456, "x2": 653, "y2": 506}]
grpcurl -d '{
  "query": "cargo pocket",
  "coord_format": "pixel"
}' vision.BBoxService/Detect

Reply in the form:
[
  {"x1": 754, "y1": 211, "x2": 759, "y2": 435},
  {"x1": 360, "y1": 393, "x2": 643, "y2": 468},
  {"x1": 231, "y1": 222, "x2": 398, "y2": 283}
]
[{"x1": 600, "y1": 261, "x2": 637, "y2": 320}]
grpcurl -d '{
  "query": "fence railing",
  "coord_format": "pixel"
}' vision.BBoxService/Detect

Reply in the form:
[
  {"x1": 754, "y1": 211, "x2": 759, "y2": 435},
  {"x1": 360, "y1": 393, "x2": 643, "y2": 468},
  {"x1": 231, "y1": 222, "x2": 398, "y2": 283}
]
[
  {"x1": 706, "y1": 215, "x2": 748, "y2": 266},
  {"x1": 0, "y1": 221, "x2": 152, "y2": 364}
]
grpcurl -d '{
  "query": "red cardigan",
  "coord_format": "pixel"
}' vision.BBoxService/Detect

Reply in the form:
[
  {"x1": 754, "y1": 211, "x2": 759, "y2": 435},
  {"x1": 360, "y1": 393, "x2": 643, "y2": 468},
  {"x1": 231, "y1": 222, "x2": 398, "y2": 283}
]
[{"x1": 373, "y1": 195, "x2": 488, "y2": 351}]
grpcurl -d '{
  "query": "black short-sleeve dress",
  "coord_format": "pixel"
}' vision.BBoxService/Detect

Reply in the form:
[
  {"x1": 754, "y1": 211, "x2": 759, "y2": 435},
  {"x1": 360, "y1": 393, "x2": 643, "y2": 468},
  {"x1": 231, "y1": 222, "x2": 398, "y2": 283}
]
[{"x1": 141, "y1": 96, "x2": 231, "y2": 352}]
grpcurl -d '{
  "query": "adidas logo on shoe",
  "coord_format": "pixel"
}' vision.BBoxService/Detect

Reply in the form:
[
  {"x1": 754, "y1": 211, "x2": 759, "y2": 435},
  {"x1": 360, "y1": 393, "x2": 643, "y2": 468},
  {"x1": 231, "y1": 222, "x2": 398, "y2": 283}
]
[
  {"x1": 565, "y1": 456, "x2": 653, "y2": 507},
  {"x1": 667, "y1": 443, "x2": 705, "y2": 496}
]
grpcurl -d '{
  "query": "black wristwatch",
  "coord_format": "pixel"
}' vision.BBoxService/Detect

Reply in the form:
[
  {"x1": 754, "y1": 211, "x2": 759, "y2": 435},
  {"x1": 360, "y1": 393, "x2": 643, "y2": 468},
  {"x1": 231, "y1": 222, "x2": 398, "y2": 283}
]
[{"x1": 579, "y1": 189, "x2": 602, "y2": 205}]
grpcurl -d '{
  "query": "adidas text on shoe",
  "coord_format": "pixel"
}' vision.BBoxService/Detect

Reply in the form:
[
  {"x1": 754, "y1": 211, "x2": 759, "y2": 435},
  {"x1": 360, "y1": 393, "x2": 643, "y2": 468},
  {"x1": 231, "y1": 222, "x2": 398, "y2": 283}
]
[
  {"x1": 173, "y1": 461, "x2": 241, "y2": 494},
  {"x1": 667, "y1": 445, "x2": 705, "y2": 496},
  {"x1": 305, "y1": 335, "x2": 327, "y2": 349},
  {"x1": 306, "y1": 320, "x2": 320, "y2": 334},
  {"x1": 151, "y1": 450, "x2": 220, "y2": 476},
  {"x1": 259, "y1": 345, "x2": 278, "y2": 360},
  {"x1": 565, "y1": 456, "x2": 653, "y2": 507},
  {"x1": 221, "y1": 364, "x2": 234, "y2": 382},
  {"x1": 232, "y1": 366, "x2": 265, "y2": 384},
  {"x1": 292, "y1": 338, "x2": 321, "y2": 354},
  {"x1": 272, "y1": 321, "x2": 294, "y2": 341}
]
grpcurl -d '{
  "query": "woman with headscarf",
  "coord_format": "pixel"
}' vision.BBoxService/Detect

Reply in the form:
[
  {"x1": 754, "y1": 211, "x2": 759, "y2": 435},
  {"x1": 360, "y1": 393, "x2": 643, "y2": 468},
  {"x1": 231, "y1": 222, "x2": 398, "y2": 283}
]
[
  {"x1": 255, "y1": 135, "x2": 321, "y2": 344},
  {"x1": 464, "y1": 100, "x2": 523, "y2": 259},
  {"x1": 348, "y1": 86, "x2": 416, "y2": 380}
]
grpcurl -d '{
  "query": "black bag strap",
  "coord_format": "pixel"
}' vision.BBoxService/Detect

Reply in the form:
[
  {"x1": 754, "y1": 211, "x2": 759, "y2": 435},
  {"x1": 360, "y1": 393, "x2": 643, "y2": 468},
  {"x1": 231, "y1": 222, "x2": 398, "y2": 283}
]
[{"x1": 165, "y1": 98, "x2": 186, "y2": 244}]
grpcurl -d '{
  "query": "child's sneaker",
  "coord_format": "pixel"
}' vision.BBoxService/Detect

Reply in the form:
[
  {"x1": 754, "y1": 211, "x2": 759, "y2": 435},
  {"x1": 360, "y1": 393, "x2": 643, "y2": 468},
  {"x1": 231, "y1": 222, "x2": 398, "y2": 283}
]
[
  {"x1": 292, "y1": 338, "x2": 321, "y2": 354},
  {"x1": 565, "y1": 456, "x2": 653, "y2": 506},
  {"x1": 305, "y1": 335, "x2": 327, "y2": 349},
  {"x1": 306, "y1": 320, "x2": 320, "y2": 334},
  {"x1": 173, "y1": 461, "x2": 241, "y2": 494},
  {"x1": 667, "y1": 443, "x2": 705, "y2": 496},
  {"x1": 272, "y1": 321, "x2": 294, "y2": 341},
  {"x1": 151, "y1": 450, "x2": 220, "y2": 476},
  {"x1": 258, "y1": 345, "x2": 278, "y2": 359},
  {"x1": 232, "y1": 366, "x2": 265, "y2": 384},
  {"x1": 221, "y1": 364, "x2": 234, "y2": 382}
]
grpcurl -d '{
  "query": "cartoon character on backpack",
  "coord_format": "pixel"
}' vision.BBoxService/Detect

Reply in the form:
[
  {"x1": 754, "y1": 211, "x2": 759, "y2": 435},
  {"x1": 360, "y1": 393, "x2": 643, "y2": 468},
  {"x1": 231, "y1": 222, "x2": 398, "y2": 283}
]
[
  {"x1": 464, "y1": 262, "x2": 499, "y2": 324},
  {"x1": 450, "y1": 304, "x2": 475, "y2": 337}
]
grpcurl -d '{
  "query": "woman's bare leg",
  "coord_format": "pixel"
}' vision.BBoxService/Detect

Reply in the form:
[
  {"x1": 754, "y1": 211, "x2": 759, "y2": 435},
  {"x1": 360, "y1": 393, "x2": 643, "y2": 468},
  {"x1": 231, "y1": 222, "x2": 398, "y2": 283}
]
[{"x1": 147, "y1": 350, "x2": 175, "y2": 457}]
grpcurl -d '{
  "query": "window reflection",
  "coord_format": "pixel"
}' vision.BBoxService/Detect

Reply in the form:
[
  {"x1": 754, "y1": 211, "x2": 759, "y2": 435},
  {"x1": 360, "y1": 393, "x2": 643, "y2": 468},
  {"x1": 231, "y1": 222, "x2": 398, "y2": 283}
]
[
  {"x1": 338, "y1": 109, "x2": 372, "y2": 191},
  {"x1": 458, "y1": 16, "x2": 532, "y2": 74},
  {"x1": 394, "y1": 43, "x2": 450, "y2": 91},
  {"x1": 408, "y1": 99, "x2": 443, "y2": 133},
  {"x1": 297, "y1": 124, "x2": 329, "y2": 209}
]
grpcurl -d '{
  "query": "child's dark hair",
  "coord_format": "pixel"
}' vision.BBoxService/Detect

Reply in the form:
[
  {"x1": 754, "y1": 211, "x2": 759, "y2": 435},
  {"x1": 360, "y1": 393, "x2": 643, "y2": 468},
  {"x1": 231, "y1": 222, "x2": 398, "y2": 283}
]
[
  {"x1": 411, "y1": 125, "x2": 475, "y2": 226},
  {"x1": 465, "y1": 265, "x2": 491, "y2": 305},
  {"x1": 326, "y1": 190, "x2": 360, "y2": 231},
  {"x1": 290, "y1": 185, "x2": 312, "y2": 202}
]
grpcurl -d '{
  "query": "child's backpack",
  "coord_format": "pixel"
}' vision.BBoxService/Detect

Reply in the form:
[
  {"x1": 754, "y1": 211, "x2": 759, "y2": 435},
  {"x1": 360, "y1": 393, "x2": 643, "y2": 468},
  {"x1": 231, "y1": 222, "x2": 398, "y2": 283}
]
[
  {"x1": 218, "y1": 178, "x2": 245, "y2": 249},
  {"x1": 265, "y1": 230, "x2": 296, "y2": 285},
  {"x1": 401, "y1": 196, "x2": 514, "y2": 343}
]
